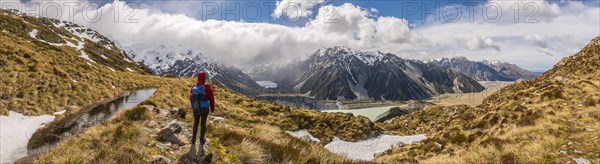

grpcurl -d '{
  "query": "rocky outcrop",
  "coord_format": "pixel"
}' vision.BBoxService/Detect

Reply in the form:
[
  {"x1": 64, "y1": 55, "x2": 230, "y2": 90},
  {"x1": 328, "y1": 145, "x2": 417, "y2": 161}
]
[{"x1": 374, "y1": 101, "x2": 433, "y2": 123}]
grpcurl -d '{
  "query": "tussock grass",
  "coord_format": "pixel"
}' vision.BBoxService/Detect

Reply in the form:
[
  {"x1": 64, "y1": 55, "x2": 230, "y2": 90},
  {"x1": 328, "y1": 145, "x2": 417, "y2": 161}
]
[
  {"x1": 233, "y1": 139, "x2": 267, "y2": 163},
  {"x1": 211, "y1": 123, "x2": 352, "y2": 163},
  {"x1": 121, "y1": 106, "x2": 151, "y2": 121}
]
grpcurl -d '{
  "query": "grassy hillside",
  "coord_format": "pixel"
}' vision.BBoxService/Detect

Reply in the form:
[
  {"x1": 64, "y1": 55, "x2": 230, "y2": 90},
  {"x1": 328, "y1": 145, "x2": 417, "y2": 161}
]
[
  {"x1": 0, "y1": 9, "x2": 379, "y2": 163},
  {"x1": 376, "y1": 36, "x2": 600, "y2": 163}
]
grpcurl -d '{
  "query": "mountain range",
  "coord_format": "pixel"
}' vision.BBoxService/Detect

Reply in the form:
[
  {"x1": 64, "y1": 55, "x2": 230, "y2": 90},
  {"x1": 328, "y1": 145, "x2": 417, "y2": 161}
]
[
  {"x1": 427, "y1": 56, "x2": 537, "y2": 81},
  {"x1": 247, "y1": 46, "x2": 486, "y2": 101},
  {"x1": 122, "y1": 44, "x2": 263, "y2": 95}
]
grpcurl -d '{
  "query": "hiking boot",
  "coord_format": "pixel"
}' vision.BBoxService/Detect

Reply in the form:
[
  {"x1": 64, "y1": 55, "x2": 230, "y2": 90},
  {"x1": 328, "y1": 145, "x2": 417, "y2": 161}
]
[
  {"x1": 190, "y1": 137, "x2": 196, "y2": 145},
  {"x1": 200, "y1": 137, "x2": 206, "y2": 145}
]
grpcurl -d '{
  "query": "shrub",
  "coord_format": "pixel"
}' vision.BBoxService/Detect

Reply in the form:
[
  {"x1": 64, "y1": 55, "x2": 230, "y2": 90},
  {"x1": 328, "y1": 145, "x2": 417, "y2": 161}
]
[
  {"x1": 588, "y1": 110, "x2": 600, "y2": 121},
  {"x1": 234, "y1": 98, "x2": 243, "y2": 104},
  {"x1": 499, "y1": 152, "x2": 519, "y2": 164},
  {"x1": 583, "y1": 95, "x2": 598, "y2": 107},
  {"x1": 480, "y1": 137, "x2": 507, "y2": 149},
  {"x1": 122, "y1": 106, "x2": 150, "y2": 121},
  {"x1": 255, "y1": 108, "x2": 270, "y2": 116},
  {"x1": 138, "y1": 100, "x2": 157, "y2": 107},
  {"x1": 540, "y1": 87, "x2": 563, "y2": 100},
  {"x1": 113, "y1": 122, "x2": 141, "y2": 141}
]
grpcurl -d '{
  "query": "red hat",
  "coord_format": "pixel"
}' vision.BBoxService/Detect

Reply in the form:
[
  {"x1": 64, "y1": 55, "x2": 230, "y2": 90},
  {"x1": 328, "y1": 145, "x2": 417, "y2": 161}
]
[{"x1": 197, "y1": 71, "x2": 206, "y2": 85}]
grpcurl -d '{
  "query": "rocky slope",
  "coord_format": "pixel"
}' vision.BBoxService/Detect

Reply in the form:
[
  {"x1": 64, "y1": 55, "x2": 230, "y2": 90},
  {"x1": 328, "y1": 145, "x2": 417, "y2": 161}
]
[
  {"x1": 376, "y1": 36, "x2": 600, "y2": 163},
  {"x1": 123, "y1": 44, "x2": 264, "y2": 96},
  {"x1": 427, "y1": 57, "x2": 537, "y2": 81},
  {"x1": 256, "y1": 47, "x2": 485, "y2": 101}
]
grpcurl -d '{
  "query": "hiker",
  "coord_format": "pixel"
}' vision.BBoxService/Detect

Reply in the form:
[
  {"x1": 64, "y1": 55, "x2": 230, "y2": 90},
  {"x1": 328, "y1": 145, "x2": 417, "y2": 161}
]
[{"x1": 189, "y1": 70, "x2": 215, "y2": 145}]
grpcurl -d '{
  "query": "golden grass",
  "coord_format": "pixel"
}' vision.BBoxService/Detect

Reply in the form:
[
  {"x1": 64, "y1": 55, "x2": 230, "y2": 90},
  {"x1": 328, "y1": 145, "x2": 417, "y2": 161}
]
[{"x1": 376, "y1": 36, "x2": 600, "y2": 163}]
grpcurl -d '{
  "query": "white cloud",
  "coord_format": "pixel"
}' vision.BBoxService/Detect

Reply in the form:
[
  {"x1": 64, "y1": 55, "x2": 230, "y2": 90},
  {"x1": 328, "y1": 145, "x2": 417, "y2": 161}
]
[
  {"x1": 466, "y1": 35, "x2": 500, "y2": 51},
  {"x1": 2, "y1": 0, "x2": 599, "y2": 71},
  {"x1": 272, "y1": 0, "x2": 326, "y2": 19},
  {"x1": 407, "y1": 0, "x2": 599, "y2": 70},
  {"x1": 524, "y1": 34, "x2": 547, "y2": 48}
]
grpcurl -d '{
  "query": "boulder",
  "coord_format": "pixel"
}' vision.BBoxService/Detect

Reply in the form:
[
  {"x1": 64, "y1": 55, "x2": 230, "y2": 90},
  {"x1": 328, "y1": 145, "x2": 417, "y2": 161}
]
[
  {"x1": 572, "y1": 157, "x2": 591, "y2": 164},
  {"x1": 142, "y1": 105, "x2": 156, "y2": 112},
  {"x1": 151, "y1": 155, "x2": 172, "y2": 164},
  {"x1": 169, "y1": 108, "x2": 186, "y2": 118},
  {"x1": 157, "y1": 109, "x2": 169, "y2": 117},
  {"x1": 210, "y1": 117, "x2": 225, "y2": 124},
  {"x1": 148, "y1": 121, "x2": 159, "y2": 128},
  {"x1": 178, "y1": 146, "x2": 213, "y2": 164},
  {"x1": 156, "y1": 120, "x2": 186, "y2": 146},
  {"x1": 166, "y1": 120, "x2": 184, "y2": 133}
]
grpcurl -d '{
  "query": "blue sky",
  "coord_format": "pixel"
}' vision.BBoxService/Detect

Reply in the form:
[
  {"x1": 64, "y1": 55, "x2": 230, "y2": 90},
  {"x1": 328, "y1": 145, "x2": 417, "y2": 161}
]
[
  {"x1": 5, "y1": 0, "x2": 600, "y2": 71},
  {"x1": 88, "y1": 0, "x2": 598, "y2": 26}
]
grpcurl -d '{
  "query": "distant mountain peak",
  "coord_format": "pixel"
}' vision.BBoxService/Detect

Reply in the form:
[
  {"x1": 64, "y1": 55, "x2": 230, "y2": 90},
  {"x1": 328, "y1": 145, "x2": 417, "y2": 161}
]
[
  {"x1": 311, "y1": 46, "x2": 384, "y2": 66},
  {"x1": 427, "y1": 57, "x2": 537, "y2": 81}
]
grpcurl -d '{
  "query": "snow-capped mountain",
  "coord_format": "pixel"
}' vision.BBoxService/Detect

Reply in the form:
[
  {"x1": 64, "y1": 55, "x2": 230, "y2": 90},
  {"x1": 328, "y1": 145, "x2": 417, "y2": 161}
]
[
  {"x1": 122, "y1": 44, "x2": 264, "y2": 95},
  {"x1": 251, "y1": 46, "x2": 485, "y2": 101},
  {"x1": 480, "y1": 59, "x2": 538, "y2": 80},
  {"x1": 427, "y1": 57, "x2": 537, "y2": 81}
]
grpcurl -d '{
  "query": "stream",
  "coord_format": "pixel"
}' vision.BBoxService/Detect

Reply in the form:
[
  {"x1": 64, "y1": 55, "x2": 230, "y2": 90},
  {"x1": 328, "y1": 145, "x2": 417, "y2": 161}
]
[{"x1": 23, "y1": 88, "x2": 157, "y2": 160}]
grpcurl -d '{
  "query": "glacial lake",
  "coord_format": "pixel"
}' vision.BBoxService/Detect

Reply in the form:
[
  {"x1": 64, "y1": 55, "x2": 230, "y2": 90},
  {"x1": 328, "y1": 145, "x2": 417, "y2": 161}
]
[{"x1": 321, "y1": 106, "x2": 395, "y2": 121}]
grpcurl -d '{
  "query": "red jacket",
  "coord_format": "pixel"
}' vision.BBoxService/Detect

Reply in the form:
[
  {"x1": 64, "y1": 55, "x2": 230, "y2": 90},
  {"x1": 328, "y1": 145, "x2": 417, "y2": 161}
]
[{"x1": 189, "y1": 71, "x2": 215, "y2": 112}]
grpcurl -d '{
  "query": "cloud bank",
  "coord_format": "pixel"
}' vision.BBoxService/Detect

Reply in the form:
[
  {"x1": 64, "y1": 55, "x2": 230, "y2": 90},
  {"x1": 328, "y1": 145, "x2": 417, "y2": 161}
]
[{"x1": 2, "y1": 0, "x2": 599, "y2": 70}]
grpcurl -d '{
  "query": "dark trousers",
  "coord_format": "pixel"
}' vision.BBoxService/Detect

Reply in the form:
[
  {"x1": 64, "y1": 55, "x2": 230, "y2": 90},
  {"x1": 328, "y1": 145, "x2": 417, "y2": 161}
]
[{"x1": 191, "y1": 107, "x2": 209, "y2": 144}]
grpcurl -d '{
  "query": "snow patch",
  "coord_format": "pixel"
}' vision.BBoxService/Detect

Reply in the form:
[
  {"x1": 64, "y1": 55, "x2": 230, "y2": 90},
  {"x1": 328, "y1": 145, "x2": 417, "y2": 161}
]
[
  {"x1": 125, "y1": 68, "x2": 135, "y2": 72},
  {"x1": 0, "y1": 111, "x2": 55, "y2": 163},
  {"x1": 100, "y1": 54, "x2": 108, "y2": 60},
  {"x1": 79, "y1": 50, "x2": 96, "y2": 63},
  {"x1": 28, "y1": 29, "x2": 38, "y2": 39},
  {"x1": 107, "y1": 67, "x2": 116, "y2": 72},
  {"x1": 286, "y1": 129, "x2": 321, "y2": 143},
  {"x1": 123, "y1": 57, "x2": 134, "y2": 62},
  {"x1": 28, "y1": 29, "x2": 64, "y2": 47},
  {"x1": 53, "y1": 110, "x2": 66, "y2": 115},
  {"x1": 325, "y1": 134, "x2": 427, "y2": 161}
]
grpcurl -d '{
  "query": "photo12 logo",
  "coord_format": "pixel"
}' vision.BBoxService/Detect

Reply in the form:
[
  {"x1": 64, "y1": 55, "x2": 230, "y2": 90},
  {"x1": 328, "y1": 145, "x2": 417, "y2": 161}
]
[
  {"x1": 1, "y1": 1, "x2": 140, "y2": 23},
  {"x1": 0, "y1": 1, "x2": 542, "y2": 24}
]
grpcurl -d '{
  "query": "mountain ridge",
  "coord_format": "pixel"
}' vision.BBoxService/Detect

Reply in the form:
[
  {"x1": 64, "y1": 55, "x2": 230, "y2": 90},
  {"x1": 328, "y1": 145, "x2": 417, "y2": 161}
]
[
  {"x1": 248, "y1": 46, "x2": 486, "y2": 101},
  {"x1": 122, "y1": 43, "x2": 264, "y2": 95},
  {"x1": 427, "y1": 56, "x2": 537, "y2": 81}
]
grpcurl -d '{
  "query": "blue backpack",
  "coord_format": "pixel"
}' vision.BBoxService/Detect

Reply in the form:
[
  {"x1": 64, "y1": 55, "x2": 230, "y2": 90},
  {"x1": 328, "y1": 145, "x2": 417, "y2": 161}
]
[{"x1": 191, "y1": 84, "x2": 210, "y2": 110}]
